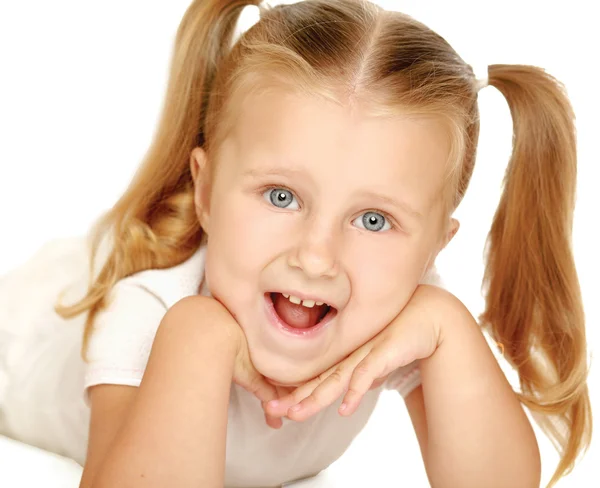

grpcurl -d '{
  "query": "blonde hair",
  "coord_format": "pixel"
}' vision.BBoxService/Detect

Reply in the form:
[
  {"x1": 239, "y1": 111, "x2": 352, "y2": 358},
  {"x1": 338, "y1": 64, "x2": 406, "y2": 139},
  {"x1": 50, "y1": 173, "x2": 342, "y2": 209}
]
[{"x1": 56, "y1": 1, "x2": 591, "y2": 484}]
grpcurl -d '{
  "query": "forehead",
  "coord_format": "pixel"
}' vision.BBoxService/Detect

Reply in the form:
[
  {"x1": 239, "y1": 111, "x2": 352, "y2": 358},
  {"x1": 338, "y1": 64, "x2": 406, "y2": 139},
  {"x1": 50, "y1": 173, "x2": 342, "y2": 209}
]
[{"x1": 222, "y1": 88, "x2": 451, "y2": 211}]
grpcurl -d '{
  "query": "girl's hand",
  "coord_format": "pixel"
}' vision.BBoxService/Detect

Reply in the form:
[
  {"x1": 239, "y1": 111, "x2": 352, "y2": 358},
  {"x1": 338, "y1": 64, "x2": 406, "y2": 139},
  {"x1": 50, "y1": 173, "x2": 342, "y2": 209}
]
[
  {"x1": 263, "y1": 285, "x2": 452, "y2": 423},
  {"x1": 207, "y1": 296, "x2": 288, "y2": 429}
]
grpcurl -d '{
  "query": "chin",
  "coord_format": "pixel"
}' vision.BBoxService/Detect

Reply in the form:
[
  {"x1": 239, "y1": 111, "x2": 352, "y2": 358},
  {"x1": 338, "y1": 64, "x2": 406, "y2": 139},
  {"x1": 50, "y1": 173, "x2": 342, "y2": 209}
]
[
  {"x1": 254, "y1": 358, "x2": 321, "y2": 388},
  {"x1": 259, "y1": 365, "x2": 309, "y2": 387},
  {"x1": 264, "y1": 377, "x2": 300, "y2": 387}
]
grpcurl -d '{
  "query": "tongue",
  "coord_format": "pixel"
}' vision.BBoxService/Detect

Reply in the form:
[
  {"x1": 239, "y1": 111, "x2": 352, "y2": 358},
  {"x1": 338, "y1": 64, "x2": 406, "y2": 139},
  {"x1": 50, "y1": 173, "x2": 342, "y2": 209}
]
[{"x1": 273, "y1": 293, "x2": 326, "y2": 329}]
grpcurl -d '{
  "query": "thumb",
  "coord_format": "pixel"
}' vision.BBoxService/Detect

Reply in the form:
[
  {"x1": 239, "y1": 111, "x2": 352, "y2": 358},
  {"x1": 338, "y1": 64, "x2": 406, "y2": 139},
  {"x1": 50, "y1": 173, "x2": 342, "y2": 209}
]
[
  {"x1": 236, "y1": 362, "x2": 284, "y2": 429},
  {"x1": 237, "y1": 362, "x2": 279, "y2": 404}
]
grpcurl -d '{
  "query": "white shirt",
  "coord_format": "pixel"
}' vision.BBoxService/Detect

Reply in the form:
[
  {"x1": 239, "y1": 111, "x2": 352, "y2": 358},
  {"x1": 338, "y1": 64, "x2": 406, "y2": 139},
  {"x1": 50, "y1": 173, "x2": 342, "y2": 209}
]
[
  {"x1": 85, "y1": 244, "x2": 426, "y2": 487},
  {"x1": 0, "y1": 238, "x2": 429, "y2": 488}
]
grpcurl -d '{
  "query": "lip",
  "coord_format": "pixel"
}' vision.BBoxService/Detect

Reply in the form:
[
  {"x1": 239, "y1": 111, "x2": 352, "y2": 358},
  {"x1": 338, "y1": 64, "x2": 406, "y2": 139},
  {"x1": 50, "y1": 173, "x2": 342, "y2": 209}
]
[{"x1": 264, "y1": 293, "x2": 337, "y2": 338}]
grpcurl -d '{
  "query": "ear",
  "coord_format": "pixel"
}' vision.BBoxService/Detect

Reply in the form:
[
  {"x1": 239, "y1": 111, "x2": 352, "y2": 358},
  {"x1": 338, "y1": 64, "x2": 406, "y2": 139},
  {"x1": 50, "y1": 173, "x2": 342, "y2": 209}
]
[
  {"x1": 434, "y1": 217, "x2": 460, "y2": 256},
  {"x1": 190, "y1": 147, "x2": 211, "y2": 233},
  {"x1": 443, "y1": 217, "x2": 460, "y2": 249},
  {"x1": 421, "y1": 217, "x2": 460, "y2": 281}
]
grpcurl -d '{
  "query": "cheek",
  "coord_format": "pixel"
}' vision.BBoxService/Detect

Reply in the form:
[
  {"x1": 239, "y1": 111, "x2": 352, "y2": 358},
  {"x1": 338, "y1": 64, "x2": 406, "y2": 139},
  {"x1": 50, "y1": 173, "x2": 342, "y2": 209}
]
[
  {"x1": 346, "y1": 239, "x2": 431, "y2": 336},
  {"x1": 223, "y1": 195, "x2": 288, "y2": 261},
  {"x1": 209, "y1": 191, "x2": 267, "y2": 252},
  {"x1": 204, "y1": 193, "x2": 290, "y2": 297},
  {"x1": 352, "y1": 238, "x2": 427, "y2": 297}
]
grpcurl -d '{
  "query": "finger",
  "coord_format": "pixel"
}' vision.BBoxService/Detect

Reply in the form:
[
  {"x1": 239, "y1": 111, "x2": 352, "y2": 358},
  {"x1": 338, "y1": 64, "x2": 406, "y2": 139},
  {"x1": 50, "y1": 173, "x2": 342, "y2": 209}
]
[
  {"x1": 264, "y1": 410, "x2": 283, "y2": 429},
  {"x1": 241, "y1": 370, "x2": 279, "y2": 405},
  {"x1": 242, "y1": 375, "x2": 283, "y2": 429},
  {"x1": 261, "y1": 385, "x2": 290, "y2": 428},
  {"x1": 265, "y1": 344, "x2": 374, "y2": 419},
  {"x1": 368, "y1": 376, "x2": 388, "y2": 390},
  {"x1": 261, "y1": 399, "x2": 284, "y2": 429},
  {"x1": 264, "y1": 369, "x2": 336, "y2": 417},
  {"x1": 274, "y1": 384, "x2": 296, "y2": 400},
  {"x1": 339, "y1": 355, "x2": 388, "y2": 416},
  {"x1": 264, "y1": 380, "x2": 321, "y2": 417},
  {"x1": 278, "y1": 347, "x2": 373, "y2": 421},
  {"x1": 286, "y1": 368, "x2": 350, "y2": 422}
]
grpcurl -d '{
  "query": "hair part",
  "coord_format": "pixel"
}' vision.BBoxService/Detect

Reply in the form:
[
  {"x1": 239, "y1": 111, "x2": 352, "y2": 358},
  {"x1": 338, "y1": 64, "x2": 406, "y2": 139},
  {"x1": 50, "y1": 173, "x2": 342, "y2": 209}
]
[{"x1": 55, "y1": 1, "x2": 591, "y2": 484}]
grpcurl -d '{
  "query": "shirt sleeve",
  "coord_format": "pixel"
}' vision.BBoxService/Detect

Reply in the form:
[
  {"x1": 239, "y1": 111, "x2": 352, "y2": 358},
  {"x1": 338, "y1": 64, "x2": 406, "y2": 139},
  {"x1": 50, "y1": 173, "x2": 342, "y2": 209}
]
[
  {"x1": 83, "y1": 281, "x2": 167, "y2": 406},
  {"x1": 383, "y1": 360, "x2": 422, "y2": 398}
]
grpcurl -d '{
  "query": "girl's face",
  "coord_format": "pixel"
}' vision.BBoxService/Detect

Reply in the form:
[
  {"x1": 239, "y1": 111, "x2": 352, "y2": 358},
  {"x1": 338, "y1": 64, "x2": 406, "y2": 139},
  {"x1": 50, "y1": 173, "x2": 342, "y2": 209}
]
[{"x1": 191, "y1": 88, "x2": 457, "y2": 386}]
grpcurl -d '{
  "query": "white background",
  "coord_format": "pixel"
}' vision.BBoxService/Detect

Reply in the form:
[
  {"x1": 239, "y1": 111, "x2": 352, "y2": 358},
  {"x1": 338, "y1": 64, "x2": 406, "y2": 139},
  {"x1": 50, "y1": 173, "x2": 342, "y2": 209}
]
[{"x1": 0, "y1": 0, "x2": 597, "y2": 486}]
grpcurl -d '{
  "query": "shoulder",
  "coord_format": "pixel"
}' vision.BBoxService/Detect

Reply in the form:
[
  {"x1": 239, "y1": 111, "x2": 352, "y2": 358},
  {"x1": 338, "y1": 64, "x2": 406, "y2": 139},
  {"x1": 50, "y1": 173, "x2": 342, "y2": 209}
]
[
  {"x1": 117, "y1": 244, "x2": 208, "y2": 309},
  {"x1": 88, "y1": 244, "x2": 209, "y2": 356},
  {"x1": 83, "y1": 244, "x2": 208, "y2": 398}
]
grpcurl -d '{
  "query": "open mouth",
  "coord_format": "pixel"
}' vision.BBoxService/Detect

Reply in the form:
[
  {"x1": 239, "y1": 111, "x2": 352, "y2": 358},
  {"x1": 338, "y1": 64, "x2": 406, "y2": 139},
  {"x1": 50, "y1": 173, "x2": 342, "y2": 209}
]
[{"x1": 266, "y1": 292, "x2": 337, "y2": 331}]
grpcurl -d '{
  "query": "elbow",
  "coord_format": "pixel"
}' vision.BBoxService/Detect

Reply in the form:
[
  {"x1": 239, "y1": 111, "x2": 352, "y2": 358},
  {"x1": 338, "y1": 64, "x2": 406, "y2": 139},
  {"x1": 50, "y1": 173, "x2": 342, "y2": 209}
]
[
  {"x1": 525, "y1": 437, "x2": 542, "y2": 488},
  {"x1": 516, "y1": 416, "x2": 542, "y2": 488},
  {"x1": 494, "y1": 406, "x2": 543, "y2": 488},
  {"x1": 499, "y1": 430, "x2": 542, "y2": 488},
  {"x1": 426, "y1": 434, "x2": 542, "y2": 488},
  {"x1": 501, "y1": 431, "x2": 542, "y2": 488}
]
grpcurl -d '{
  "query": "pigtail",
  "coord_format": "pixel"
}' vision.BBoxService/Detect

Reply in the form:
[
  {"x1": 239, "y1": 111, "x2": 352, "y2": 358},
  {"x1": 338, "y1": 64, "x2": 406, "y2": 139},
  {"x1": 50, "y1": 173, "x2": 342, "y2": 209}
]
[
  {"x1": 480, "y1": 64, "x2": 592, "y2": 487},
  {"x1": 48, "y1": 4, "x2": 590, "y2": 484},
  {"x1": 56, "y1": 0, "x2": 262, "y2": 360}
]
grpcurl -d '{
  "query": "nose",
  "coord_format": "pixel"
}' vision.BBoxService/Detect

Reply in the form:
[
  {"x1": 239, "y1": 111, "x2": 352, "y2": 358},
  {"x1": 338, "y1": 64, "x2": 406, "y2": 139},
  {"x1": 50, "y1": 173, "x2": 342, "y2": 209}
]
[{"x1": 288, "y1": 221, "x2": 339, "y2": 279}]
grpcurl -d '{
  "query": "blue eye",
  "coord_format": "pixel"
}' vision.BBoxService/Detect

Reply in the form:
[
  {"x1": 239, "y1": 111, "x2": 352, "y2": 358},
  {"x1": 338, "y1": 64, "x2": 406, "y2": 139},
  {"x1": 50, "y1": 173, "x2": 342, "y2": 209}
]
[
  {"x1": 263, "y1": 188, "x2": 299, "y2": 210},
  {"x1": 353, "y1": 211, "x2": 391, "y2": 232}
]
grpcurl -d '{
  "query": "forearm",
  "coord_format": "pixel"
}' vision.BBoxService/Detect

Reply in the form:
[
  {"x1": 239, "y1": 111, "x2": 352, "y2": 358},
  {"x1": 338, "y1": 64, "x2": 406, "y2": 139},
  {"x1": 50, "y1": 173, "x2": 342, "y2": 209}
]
[
  {"x1": 92, "y1": 297, "x2": 236, "y2": 488},
  {"x1": 419, "y1": 293, "x2": 541, "y2": 488}
]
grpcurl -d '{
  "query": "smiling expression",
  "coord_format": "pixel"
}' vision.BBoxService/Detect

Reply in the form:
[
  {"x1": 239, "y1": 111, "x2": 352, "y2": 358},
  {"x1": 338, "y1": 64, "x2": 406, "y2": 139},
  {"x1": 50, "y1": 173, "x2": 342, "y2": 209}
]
[{"x1": 191, "y1": 88, "x2": 456, "y2": 385}]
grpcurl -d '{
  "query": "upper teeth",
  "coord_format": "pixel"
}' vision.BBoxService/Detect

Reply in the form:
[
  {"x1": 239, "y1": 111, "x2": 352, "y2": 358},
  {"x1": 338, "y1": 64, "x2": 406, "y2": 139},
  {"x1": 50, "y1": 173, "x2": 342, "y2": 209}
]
[{"x1": 282, "y1": 293, "x2": 325, "y2": 308}]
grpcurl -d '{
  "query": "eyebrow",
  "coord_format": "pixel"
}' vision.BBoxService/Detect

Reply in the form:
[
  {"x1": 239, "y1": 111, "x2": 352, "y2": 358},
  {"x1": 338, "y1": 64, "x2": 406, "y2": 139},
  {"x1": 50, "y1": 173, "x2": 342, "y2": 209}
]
[
  {"x1": 242, "y1": 167, "x2": 423, "y2": 220},
  {"x1": 242, "y1": 167, "x2": 307, "y2": 180},
  {"x1": 355, "y1": 190, "x2": 424, "y2": 220}
]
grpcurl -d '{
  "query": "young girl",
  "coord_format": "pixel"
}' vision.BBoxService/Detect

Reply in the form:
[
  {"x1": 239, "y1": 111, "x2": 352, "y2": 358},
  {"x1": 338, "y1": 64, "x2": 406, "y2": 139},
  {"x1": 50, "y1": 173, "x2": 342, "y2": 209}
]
[{"x1": 0, "y1": 0, "x2": 592, "y2": 487}]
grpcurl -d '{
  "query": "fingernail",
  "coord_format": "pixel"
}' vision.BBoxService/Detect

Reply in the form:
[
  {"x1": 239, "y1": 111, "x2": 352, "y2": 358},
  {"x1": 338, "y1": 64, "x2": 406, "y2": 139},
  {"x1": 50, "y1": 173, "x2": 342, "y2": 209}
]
[
  {"x1": 268, "y1": 400, "x2": 279, "y2": 407},
  {"x1": 339, "y1": 403, "x2": 347, "y2": 412},
  {"x1": 290, "y1": 404, "x2": 302, "y2": 412}
]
